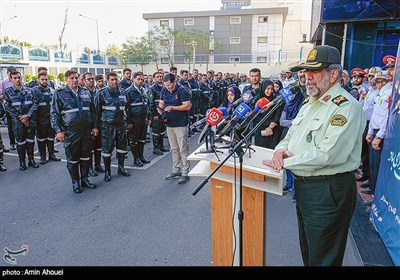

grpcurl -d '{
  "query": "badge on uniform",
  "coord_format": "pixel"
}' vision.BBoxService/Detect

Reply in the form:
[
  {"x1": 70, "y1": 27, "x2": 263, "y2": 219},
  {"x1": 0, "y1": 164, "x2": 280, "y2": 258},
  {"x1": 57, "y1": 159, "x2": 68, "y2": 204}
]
[
  {"x1": 332, "y1": 95, "x2": 348, "y2": 106},
  {"x1": 330, "y1": 114, "x2": 347, "y2": 126}
]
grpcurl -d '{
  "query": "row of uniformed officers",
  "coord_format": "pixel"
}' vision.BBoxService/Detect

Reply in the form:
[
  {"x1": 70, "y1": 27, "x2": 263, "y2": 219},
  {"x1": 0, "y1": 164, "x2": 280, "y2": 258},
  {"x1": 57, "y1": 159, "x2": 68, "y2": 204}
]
[{"x1": 1, "y1": 69, "x2": 159, "y2": 193}]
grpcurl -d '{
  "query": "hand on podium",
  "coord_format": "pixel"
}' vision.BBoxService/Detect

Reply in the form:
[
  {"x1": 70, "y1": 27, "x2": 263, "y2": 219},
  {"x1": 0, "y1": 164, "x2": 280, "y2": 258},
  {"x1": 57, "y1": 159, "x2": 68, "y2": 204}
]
[{"x1": 262, "y1": 149, "x2": 293, "y2": 171}]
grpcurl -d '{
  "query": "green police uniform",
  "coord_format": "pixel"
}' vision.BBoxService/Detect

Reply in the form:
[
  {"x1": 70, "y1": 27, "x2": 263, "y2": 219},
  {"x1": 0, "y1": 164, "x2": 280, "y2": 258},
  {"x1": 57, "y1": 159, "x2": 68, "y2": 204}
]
[{"x1": 275, "y1": 82, "x2": 366, "y2": 265}]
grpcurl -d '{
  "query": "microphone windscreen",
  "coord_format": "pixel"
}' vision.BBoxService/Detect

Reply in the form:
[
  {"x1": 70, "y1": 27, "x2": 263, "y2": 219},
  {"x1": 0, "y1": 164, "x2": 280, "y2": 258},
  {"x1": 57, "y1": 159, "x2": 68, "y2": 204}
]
[
  {"x1": 278, "y1": 87, "x2": 294, "y2": 103},
  {"x1": 219, "y1": 107, "x2": 228, "y2": 116},
  {"x1": 255, "y1": 97, "x2": 270, "y2": 111},
  {"x1": 205, "y1": 108, "x2": 223, "y2": 126},
  {"x1": 233, "y1": 103, "x2": 251, "y2": 120}
]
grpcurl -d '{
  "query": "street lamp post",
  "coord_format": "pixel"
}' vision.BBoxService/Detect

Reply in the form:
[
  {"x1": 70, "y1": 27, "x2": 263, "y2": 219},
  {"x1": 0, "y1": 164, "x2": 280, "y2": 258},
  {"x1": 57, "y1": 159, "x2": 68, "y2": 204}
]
[
  {"x1": 0, "y1": 15, "x2": 18, "y2": 41},
  {"x1": 79, "y1": 14, "x2": 100, "y2": 53},
  {"x1": 192, "y1": 41, "x2": 197, "y2": 70}
]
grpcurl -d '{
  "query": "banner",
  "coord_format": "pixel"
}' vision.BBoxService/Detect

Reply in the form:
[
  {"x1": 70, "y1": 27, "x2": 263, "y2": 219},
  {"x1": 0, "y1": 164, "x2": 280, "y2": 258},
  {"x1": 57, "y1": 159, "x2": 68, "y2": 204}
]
[{"x1": 371, "y1": 42, "x2": 400, "y2": 265}]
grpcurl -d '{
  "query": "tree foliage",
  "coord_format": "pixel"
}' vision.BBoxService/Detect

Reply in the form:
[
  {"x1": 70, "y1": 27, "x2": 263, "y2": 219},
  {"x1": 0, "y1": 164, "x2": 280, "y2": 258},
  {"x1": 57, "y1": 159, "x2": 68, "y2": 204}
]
[
  {"x1": 121, "y1": 36, "x2": 154, "y2": 71},
  {"x1": 147, "y1": 26, "x2": 176, "y2": 67},
  {"x1": 105, "y1": 43, "x2": 121, "y2": 56}
]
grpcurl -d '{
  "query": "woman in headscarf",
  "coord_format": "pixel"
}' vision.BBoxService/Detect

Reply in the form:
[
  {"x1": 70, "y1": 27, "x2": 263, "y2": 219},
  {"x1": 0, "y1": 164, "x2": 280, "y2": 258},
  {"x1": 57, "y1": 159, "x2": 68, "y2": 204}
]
[
  {"x1": 253, "y1": 79, "x2": 284, "y2": 149},
  {"x1": 220, "y1": 86, "x2": 241, "y2": 111},
  {"x1": 218, "y1": 86, "x2": 241, "y2": 132}
]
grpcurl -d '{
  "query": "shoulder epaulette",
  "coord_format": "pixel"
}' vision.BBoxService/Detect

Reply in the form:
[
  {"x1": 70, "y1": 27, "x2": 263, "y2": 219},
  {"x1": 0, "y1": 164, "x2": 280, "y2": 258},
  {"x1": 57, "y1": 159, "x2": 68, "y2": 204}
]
[{"x1": 332, "y1": 95, "x2": 348, "y2": 106}]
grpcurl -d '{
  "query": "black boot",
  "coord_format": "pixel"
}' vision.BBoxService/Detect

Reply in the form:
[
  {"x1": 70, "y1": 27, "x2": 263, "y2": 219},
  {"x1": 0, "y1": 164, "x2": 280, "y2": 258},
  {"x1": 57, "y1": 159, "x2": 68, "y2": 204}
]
[
  {"x1": 138, "y1": 142, "x2": 150, "y2": 164},
  {"x1": 67, "y1": 162, "x2": 81, "y2": 193},
  {"x1": 88, "y1": 155, "x2": 98, "y2": 177},
  {"x1": 38, "y1": 140, "x2": 47, "y2": 164},
  {"x1": 47, "y1": 140, "x2": 61, "y2": 161},
  {"x1": 80, "y1": 160, "x2": 96, "y2": 189},
  {"x1": 152, "y1": 134, "x2": 163, "y2": 155},
  {"x1": 27, "y1": 142, "x2": 39, "y2": 168},
  {"x1": 94, "y1": 150, "x2": 105, "y2": 173},
  {"x1": 0, "y1": 150, "x2": 7, "y2": 171},
  {"x1": 132, "y1": 145, "x2": 144, "y2": 167},
  {"x1": 117, "y1": 153, "x2": 130, "y2": 177},
  {"x1": 159, "y1": 135, "x2": 169, "y2": 152},
  {"x1": 17, "y1": 144, "x2": 27, "y2": 171},
  {"x1": 103, "y1": 156, "x2": 112, "y2": 182}
]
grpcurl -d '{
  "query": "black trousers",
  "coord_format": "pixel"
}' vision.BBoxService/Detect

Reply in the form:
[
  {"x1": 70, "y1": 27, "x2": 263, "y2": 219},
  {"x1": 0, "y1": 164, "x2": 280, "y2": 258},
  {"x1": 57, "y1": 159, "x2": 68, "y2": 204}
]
[
  {"x1": 6, "y1": 112, "x2": 15, "y2": 145},
  {"x1": 101, "y1": 122, "x2": 127, "y2": 157},
  {"x1": 128, "y1": 115, "x2": 147, "y2": 146},
  {"x1": 64, "y1": 129, "x2": 92, "y2": 164},
  {"x1": 36, "y1": 123, "x2": 56, "y2": 142},
  {"x1": 294, "y1": 171, "x2": 356, "y2": 266}
]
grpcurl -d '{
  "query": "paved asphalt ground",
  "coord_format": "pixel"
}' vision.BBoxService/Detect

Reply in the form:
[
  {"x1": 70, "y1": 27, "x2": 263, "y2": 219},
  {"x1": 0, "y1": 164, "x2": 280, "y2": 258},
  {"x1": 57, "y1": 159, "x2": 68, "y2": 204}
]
[{"x1": 0, "y1": 126, "x2": 362, "y2": 266}]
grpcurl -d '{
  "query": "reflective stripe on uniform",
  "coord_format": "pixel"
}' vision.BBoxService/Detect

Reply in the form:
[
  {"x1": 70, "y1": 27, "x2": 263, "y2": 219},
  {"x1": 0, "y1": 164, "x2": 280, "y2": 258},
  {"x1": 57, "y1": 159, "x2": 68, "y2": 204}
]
[
  {"x1": 116, "y1": 149, "x2": 128, "y2": 154},
  {"x1": 101, "y1": 152, "x2": 112, "y2": 158},
  {"x1": 24, "y1": 101, "x2": 33, "y2": 105},
  {"x1": 102, "y1": 106, "x2": 125, "y2": 111},
  {"x1": 47, "y1": 138, "x2": 55, "y2": 141},
  {"x1": 37, "y1": 138, "x2": 47, "y2": 142},
  {"x1": 17, "y1": 141, "x2": 27, "y2": 145},
  {"x1": 26, "y1": 139, "x2": 35, "y2": 143},
  {"x1": 68, "y1": 160, "x2": 79, "y2": 164},
  {"x1": 130, "y1": 102, "x2": 143, "y2": 106},
  {"x1": 80, "y1": 157, "x2": 90, "y2": 161},
  {"x1": 61, "y1": 108, "x2": 79, "y2": 114},
  {"x1": 38, "y1": 102, "x2": 47, "y2": 106},
  {"x1": 12, "y1": 102, "x2": 21, "y2": 106}
]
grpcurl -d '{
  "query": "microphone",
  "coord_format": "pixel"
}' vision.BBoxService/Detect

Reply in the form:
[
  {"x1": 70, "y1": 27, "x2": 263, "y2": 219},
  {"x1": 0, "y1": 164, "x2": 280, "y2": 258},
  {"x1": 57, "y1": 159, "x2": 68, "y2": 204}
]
[
  {"x1": 197, "y1": 107, "x2": 224, "y2": 144},
  {"x1": 228, "y1": 88, "x2": 260, "y2": 113},
  {"x1": 217, "y1": 102, "x2": 251, "y2": 139},
  {"x1": 236, "y1": 97, "x2": 270, "y2": 131},
  {"x1": 191, "y1": 107, "x2": 228, "y2": 129},
  {"x1": 275, "y1": 87, "x2": 294, "y2": 104}
]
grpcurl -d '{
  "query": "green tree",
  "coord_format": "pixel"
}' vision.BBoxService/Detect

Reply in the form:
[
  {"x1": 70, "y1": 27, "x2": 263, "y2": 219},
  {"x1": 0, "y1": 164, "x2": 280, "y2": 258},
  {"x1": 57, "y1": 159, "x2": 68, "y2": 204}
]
[
  {"x1": 121, "y1": 36, "x2": 153, "y2": 71},
  {"x1": 174, "y1": 28, "x2": 222, "y2": 71},
  {"x1": 147, "y1": 26, "x2": 176, "y2": 67},
  {"x1": 105, "y1": 43, "x2": 121, "y2": 56},
  {"x1": 57, "y1": 72, "x2": 65, "y2": 82},
  {"x1": 48, "y1": 73, "x2": 55, "y2": 81},
  {"x1": 25, "y1": 73, "x2": 33, "y2": 83}
]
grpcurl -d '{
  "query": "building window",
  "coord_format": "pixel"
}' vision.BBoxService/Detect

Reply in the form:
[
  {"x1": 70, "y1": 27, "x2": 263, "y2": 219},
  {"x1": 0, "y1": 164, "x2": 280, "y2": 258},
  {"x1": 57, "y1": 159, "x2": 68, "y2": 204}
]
[
  {"x1": 160, "y1": 39, "x2": 170, "y2": 46},
  {"x1": 229, "y1": 57, "x2": 240, "y2": 63},
  {"x1": 184, "y1": 18, "x2": 194, "y2": 25},
  {"x1": 161, "y1": 58, "x2": 169, "y2": 64},
  {"x1": 160, "y1": 19, "x2": 169, "y2": 26},
  {"x1": 258, "y1": 16, "x2": 268, "y2": 23},
  {"x1": 257, "y1": 57, "x2": 267, "y2": 63},
  {"x1": 230, "y1": 37, "x2": 241, "y2": 44},
  {"x1": 258, "y1": 36, "x2": 268, "y2": 43},
  {"x1": 230, "y1": 16, "x2": 241, "y2": 24}
]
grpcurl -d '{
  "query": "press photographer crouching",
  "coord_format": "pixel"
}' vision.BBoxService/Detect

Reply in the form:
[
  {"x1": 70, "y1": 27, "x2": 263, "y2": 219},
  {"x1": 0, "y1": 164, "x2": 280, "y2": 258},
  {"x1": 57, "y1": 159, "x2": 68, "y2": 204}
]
[{"x1": 157, "y1": 73, "x2": 192, "y2": 184}]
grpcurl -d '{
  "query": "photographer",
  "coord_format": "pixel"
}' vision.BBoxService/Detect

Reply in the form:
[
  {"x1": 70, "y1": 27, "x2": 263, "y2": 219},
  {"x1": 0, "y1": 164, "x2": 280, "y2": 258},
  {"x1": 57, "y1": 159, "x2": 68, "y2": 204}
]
[{"x1": 158, "y1": 73, "x2": 192, "y2": 184}]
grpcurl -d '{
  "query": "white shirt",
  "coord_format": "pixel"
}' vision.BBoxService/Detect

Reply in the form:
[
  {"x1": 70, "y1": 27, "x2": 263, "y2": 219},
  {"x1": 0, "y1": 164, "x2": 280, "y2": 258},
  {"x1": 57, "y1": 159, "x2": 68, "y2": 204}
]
[{"x1": 368, "y1": 81, "x2": 392, "y2": 138}]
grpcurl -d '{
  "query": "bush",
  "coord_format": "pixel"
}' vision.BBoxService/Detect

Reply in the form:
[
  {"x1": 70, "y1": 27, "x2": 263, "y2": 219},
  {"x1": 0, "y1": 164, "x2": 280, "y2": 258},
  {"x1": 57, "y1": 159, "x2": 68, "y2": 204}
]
[
  {"x1": 57, "y1": 72, "x2": 65, "y2": 83},
  {"x1": 25, "y1": 73, "x2": 33, "y2": 82}
]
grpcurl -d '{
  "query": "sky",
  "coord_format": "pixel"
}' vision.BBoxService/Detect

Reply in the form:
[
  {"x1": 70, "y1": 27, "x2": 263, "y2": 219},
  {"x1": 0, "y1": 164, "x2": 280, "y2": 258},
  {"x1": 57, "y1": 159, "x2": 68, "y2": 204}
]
[{"x1": 0, "y1": 0, "x2": 222, "y2": 51}]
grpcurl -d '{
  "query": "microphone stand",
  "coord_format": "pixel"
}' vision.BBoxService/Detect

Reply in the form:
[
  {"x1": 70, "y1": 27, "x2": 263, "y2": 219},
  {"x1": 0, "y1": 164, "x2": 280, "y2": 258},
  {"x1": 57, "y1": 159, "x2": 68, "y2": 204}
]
[
  {"x1": 195, "y1": 127, "x2": 223, "y2": 161},
  {"x1": 191, "y1": 99, "x2": 283, "y2": 266}
]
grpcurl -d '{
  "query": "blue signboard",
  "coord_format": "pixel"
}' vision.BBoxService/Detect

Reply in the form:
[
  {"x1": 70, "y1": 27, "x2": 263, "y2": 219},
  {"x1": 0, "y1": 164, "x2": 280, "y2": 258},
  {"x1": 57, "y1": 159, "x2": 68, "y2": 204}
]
[
  {"x1": 322, "y1": 0, "x2": 399, "y2": 22},
  {"x1": 371, "y1": 42, "x2": 400, "y2": 265}
]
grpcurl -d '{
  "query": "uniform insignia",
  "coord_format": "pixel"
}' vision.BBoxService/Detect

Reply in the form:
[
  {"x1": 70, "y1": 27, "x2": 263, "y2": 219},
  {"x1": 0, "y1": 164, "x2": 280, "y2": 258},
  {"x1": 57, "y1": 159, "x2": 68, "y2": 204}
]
[
  {"x1": 149, "y1": 93, "x2": 153, "y2": 99},
  {"x1": 332, "y1": 95, "x2": 348, "y2": 106},
  {"x1": 322, "y1": 95, "x2": 331, "y2": 102},
  {"x1": 330, "y1": 114, "x2": 347, "y2": 126},
  {"x1": 303, "y1": 96, "x2": 310, "y2": 104},
  {"x1": 308, "y1": 49, "x2": 317, "y2": 61}
]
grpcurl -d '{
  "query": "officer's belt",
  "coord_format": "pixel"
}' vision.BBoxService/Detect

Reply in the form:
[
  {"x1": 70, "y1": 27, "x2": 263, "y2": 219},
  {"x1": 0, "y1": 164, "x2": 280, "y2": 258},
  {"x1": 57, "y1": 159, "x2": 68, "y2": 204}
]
[
  {"x1": 102, "y1": 105, "x2": 125, "y2": 110},
  {"x1": 130, "y1": 102, "x2": 143, "y2": 106},
  {"x1": 61, "y1": 107, "x2": 89, "y2": 114},
  {"x1": 293, "y1": 171, "x2": 353, "y2": 182}
]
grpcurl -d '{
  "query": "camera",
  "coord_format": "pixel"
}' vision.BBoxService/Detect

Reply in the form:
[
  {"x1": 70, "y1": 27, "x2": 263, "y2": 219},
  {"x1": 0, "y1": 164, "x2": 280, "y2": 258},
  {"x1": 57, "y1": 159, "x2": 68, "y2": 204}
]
[{"x1": 162, "y1": 111, "x2": 169, "y2": 123}]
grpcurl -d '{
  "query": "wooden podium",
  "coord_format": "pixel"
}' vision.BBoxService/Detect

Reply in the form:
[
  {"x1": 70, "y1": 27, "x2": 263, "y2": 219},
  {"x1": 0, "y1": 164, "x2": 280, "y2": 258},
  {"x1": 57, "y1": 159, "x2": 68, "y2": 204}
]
[{"x1": 188, "y1": 143, "x2": 283, "y2": 266}]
